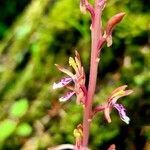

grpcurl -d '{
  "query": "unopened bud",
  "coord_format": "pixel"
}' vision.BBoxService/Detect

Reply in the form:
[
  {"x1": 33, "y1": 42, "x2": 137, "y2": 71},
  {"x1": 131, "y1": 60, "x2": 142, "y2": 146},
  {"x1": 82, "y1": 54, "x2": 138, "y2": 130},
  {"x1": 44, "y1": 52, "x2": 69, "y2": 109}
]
[
  {"x1": 104, "y1": 12, "x2": 125, "y2": 47},
  {"x1": 106, "y1": 12, "x2": 125, "y2": 35}
]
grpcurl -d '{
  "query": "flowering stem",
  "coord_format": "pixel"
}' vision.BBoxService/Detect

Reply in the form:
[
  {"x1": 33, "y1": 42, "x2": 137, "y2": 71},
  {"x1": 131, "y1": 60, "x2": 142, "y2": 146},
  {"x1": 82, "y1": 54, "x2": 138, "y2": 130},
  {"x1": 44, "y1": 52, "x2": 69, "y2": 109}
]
[
  {"x1": 53, "y1": 1, "x2": 129, "y2": 149},
  {"x1": 82, "y1": 0, "x2": 103, "y2": 148}
]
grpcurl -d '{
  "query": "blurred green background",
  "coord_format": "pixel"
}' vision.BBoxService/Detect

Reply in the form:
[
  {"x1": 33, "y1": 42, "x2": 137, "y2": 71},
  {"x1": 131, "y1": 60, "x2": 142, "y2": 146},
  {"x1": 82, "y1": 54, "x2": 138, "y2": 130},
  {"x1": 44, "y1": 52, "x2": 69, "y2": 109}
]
[{"x1": 0, "y1": 0, "x2": 149, "y2": 149}]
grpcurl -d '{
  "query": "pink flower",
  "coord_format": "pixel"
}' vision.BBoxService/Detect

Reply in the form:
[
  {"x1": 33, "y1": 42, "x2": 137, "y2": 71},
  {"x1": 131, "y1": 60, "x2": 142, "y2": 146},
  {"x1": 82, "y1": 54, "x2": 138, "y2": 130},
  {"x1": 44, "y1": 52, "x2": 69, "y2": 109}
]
[
  {"x1": 53, "y1": 51, "x2": 87, "y2": 104},
  {"x1": 53, "y1": 77, "x2": 72, "y2": 89},
  {"x1": 104, "y1": 85, "x2": 133, "y2": 124}
]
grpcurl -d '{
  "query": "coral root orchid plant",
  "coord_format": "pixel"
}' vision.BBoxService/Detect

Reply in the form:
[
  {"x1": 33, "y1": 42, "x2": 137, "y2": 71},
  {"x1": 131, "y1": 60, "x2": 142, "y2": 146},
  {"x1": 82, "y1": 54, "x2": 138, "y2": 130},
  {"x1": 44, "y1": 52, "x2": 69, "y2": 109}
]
[{"x1": 52, "y1": 0, "x2": 133, "y2": 149}]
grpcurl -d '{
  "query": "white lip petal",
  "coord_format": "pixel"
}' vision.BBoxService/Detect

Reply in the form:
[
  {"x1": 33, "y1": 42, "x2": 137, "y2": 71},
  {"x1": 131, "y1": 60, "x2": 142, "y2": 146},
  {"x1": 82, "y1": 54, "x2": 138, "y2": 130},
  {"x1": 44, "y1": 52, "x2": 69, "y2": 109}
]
[
  {"x1": 113, "y1": 103, "x2": 130, "y2": 124},
  {"x1": 53, "y1": 82, "x2": 58, "y2": 89},
  {"x1": 53, "y1": 77, "x2": 72, "y2": 89},
  {"x1": 59, "y1": 92, "x2": 75, "y2": 102},
  {"x1": 122, "y1": 116, "x2": 130, "y2": 124}
]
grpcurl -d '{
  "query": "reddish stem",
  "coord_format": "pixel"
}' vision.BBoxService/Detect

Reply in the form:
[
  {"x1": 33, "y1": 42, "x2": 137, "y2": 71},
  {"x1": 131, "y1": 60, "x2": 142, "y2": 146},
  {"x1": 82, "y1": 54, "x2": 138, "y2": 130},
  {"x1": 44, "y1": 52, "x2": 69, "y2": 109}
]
[{"x1": 81, "y1": 0, "x2": 103, "y2": 149}]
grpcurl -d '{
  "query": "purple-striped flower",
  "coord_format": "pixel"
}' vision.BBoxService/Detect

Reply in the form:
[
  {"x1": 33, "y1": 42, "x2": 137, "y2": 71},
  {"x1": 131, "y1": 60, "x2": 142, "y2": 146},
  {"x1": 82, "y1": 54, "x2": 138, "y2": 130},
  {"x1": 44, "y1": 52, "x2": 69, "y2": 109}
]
[
  {"x1": 53, "y1": 51, "x2": 87, "y2": 104},
  {"x1": 104, "y1": 85, "x2": 133, "y2": 124},
  {"x1": 59, "y1": 91, "x2": 76, "y2": 102},
  {"x1": 53, "y1": 77, "x2": 72, "y2": 89}
]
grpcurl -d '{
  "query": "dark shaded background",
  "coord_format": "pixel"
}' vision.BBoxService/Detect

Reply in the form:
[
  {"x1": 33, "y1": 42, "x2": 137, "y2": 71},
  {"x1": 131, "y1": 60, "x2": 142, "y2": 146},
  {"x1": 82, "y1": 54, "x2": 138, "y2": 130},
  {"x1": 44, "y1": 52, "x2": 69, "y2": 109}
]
[{"x1": 0, "y1": 0, "x2": 149, "y2": 149}]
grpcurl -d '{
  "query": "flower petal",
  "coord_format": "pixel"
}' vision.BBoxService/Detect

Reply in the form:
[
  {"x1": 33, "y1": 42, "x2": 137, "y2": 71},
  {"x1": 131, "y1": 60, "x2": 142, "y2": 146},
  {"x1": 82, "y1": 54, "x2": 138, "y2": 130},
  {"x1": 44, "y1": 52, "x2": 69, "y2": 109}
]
[
  {"x1": 108, "y1": 85, "x2": 133, "y2": 104},
  {"x1": 75, "y1": 51, "x2": 81, "y2": 70},
  {"x1": 110, "y1": 85, "x2": 127, "y2": 98},
  {"x1": 104, "y1": 107, "x2": 112, "y2": 123},
  {"x1": 106, "y1": 35, "x2": 112, "y2": 47},
  {"x1": 53, "y1": 77, "x2": 72, "y2": 89},
  {"x1": 69, "y1": 57, "x2": 78, "y2": 72},
  {"x1": 55, "y1": 64, "x2": 74, "y2": 78},
  {"x1": 59, "y1": 91, "x2": 75, "y2": 102},
  {"x1": 113, "y1": 103, "x2": 130, "y2": 124},
  {"x1": 74, "y1": 124, "x2": 83, "y2": 149}
]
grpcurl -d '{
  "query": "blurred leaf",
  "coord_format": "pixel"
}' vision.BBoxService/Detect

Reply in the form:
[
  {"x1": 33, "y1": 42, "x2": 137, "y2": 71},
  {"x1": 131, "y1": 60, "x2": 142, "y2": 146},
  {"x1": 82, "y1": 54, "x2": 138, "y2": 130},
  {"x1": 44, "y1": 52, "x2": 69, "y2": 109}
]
[
  {"x1": 15, "y1": 25, "x2": 31, "y2": 40},
  {"x1": 9, "y1": 98, "x2": 29, "y2": 118},
  {"x1": 0, "y1": 119, "x2": 17, "y2": 142},
  {"x1": 16, "y1": 123, "x2": 32, "y2": 137}
]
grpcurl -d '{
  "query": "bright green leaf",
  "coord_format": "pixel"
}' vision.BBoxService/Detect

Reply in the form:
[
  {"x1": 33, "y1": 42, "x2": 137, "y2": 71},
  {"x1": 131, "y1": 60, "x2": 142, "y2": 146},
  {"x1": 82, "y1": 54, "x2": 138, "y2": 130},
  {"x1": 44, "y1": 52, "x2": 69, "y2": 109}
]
[
  {"x1": 16, "y1": 123, "x2": 32, "y2": 137},
  {"x1": 10, "y1": 98, "x2": 29, "y2": 118},
  {"x1": 0, "y1": 119, "x2": 17, "y2": 142}
]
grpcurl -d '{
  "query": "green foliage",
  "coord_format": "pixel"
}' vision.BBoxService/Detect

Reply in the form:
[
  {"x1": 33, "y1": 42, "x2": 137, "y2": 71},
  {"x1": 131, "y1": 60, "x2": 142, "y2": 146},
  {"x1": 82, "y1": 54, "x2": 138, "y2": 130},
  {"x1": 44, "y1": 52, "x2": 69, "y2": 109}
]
[
  {"x1": 0, "y1": 0, "x2": 30, "y2": 39},
  {"x1": 16, "y1": 123, "x2": 32, "y2": 137},
  {"x1": 10, "y1": 98, "x2": 29, "y2": 118},
  {"x1": 0, "y1": 119, "x2": 17, "y2": 142}
]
